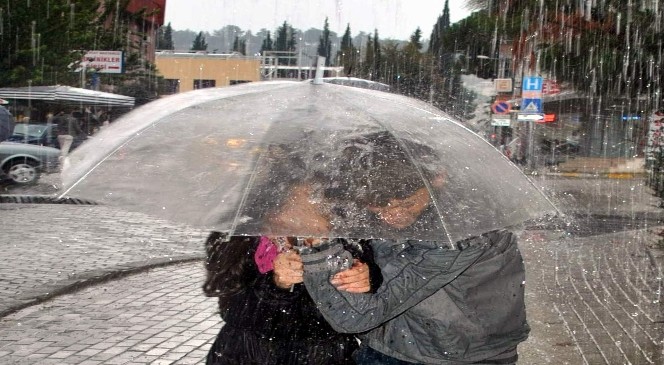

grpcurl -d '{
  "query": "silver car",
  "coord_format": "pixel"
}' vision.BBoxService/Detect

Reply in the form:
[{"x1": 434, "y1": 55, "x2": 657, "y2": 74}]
[{"x1": 0, "y1": 141, "x2": 60, "y2": 185}]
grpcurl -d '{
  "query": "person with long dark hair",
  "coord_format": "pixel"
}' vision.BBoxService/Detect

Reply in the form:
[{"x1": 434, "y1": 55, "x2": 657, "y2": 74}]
[{"x1": 203, "y1": 179, "x2": 382, "y2": 364}]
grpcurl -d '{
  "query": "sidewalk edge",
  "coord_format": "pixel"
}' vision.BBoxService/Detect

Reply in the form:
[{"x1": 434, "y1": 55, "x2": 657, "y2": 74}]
[{"x1": 0, "y1": 254, "x2": 204, "y2": 319}]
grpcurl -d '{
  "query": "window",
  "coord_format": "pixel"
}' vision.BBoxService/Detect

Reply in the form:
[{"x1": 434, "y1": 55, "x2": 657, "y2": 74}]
[
  {"x1": 194, "y1": 79, "x2": 216, "y2": 89},
  {"x1": 230, "y1": 80, "x2": 251, "y2": 85},
  {"x1": 164, "y1": 79, "x2": 180, "y2": 94}
]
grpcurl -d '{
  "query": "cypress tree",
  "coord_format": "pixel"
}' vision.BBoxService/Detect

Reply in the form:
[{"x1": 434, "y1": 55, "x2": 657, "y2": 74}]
[{"x1": 191, "y1": 31, "x2": 208, "y2": 51}]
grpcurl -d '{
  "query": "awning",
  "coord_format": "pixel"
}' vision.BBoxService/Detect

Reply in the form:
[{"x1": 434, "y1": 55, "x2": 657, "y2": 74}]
[{"x1": 0, "y1": 85, "x2": 135, "y2": 107}]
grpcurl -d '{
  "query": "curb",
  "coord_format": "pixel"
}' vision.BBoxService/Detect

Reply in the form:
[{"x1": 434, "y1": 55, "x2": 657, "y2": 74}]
[
  {"x1": 542, "y1": 171, "x2": 646, "y2": 179},
  {"x1": 0, "y1": 254, "x2": 204, "y2": 319}
]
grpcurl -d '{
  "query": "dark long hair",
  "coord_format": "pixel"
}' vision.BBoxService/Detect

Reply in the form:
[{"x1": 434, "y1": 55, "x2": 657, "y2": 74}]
[{"x1": 202, "y1": 232, "x2": 259, "y2": 311}]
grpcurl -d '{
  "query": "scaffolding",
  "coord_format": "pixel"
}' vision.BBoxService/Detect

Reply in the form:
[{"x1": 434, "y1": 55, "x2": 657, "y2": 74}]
[{"x1": 260, "y1": 51, "x2": 343, "y2": 80}]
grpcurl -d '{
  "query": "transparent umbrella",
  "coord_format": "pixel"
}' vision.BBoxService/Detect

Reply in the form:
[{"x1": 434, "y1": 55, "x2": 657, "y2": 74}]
[{"x1": 60, "y1": 81, "x2": 559, "y2": 247}]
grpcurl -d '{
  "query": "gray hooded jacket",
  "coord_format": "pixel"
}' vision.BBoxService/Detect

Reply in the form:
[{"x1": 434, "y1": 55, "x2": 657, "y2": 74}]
[{"x1": 301, "y1": 230, "x2": 529, "y2": 364}]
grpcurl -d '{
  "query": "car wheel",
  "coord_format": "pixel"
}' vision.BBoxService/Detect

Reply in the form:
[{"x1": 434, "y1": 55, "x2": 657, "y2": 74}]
[{"x1": 6, "y1": 160, "x2": 40, "y2": 185}]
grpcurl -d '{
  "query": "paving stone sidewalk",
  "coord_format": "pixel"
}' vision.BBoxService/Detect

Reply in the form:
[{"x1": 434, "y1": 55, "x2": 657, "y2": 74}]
[
  {"x1": 0, "y1": 227, "x2": 661, "y2": 364},
  {"x1": 0, "y1": 203, "x2": 208, "y2": 317}
]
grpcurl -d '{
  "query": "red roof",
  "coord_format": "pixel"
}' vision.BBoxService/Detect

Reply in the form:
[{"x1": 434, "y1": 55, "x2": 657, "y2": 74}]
[{"x1": 126, "y1": 0, "x2": 166, "y2": 26}]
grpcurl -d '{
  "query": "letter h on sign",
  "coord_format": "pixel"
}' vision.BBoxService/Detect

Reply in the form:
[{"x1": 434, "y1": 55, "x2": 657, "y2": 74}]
[{"x1": 522, "y1": 77, "x2": 543, "y2": 91}]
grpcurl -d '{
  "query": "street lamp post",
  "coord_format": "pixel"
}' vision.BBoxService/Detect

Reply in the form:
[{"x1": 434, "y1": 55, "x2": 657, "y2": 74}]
[{"x1": 298, "y1": 35, "x2": 303, "y2": 80}]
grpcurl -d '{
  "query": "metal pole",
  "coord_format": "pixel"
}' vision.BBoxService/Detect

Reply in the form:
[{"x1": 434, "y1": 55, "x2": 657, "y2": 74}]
[
  {"x1": 298, "y1": 36, "x2": 302, "y2": 80},
  {"x1": 528, "y1": 120, "x2": 536, "y2": 170}
]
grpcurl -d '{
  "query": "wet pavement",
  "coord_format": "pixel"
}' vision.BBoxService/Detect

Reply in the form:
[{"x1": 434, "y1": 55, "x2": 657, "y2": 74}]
[{"x1": 0, "y1": 175, "x2": 663, "y2": 364}]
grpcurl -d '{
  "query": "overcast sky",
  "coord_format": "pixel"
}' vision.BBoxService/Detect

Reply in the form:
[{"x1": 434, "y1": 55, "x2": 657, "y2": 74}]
[{"x1": 164, "y1": 0, "x2": 473, "y2": 40}]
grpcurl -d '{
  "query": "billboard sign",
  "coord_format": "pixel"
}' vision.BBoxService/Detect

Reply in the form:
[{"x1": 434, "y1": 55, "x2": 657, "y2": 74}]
[
  {"x1": 494, "y1": 78, "x2": 513, "y2": 93},
  {"x1": 646, "y1": 111, "x2": 664, "y2": 160},
  {"x1": 81, "y1": 51, "x2": 124, "y2": 74}
]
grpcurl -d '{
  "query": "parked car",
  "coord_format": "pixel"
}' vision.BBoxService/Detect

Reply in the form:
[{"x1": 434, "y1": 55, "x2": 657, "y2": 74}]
[
  {"x1": 7, "y1": 123, "x2": 86, "y2": 150},
  {"x1": 7, "y1": 123, "x2": 57, "y2": 147},
  {"x1": 543, "y1": 141, "x2": 581, "y2": 166},
  {"x1": 0, "y1": 141, "x2": 60, "y2": 185}
]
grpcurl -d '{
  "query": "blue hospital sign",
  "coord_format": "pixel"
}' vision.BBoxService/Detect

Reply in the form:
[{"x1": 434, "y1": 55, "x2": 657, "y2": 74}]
[{"x1": 522, "y1": 77, "x2": 543, "y2": 91}]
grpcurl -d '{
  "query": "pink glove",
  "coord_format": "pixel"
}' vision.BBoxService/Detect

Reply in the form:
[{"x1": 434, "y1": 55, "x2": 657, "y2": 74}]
[{"x1": 254, "y1": 236, "x2": 279, "y2": 273}]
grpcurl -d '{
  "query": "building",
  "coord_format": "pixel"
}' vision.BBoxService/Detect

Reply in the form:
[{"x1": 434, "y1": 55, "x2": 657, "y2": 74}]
[
  {"x1": 99, "y1": 0, "x2": 166, "y2": 65},
  {"x1": 155, "y1": 52, "x2": 262, "y2": 93},
  {"x1": 124, "y1": 0, "x2": 167, "y2": 64}
]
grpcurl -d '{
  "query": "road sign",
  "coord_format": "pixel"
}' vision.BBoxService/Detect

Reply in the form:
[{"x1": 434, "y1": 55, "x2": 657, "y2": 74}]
[
  {"x1": 491, "y1": 101, "x2": 511, "y2": 114},
  {"x1": 491, "y1": 117, "x2": 511, "y2": 126},
  {"x1": 521, "y1": 98, "x2": 542, "y2": 114},
  {"x1": 517, "y1": 113, "x2": 544, "y2": 121},
  {"x1": 522, "y1": 76, "x2": 543, "y2": 91}
]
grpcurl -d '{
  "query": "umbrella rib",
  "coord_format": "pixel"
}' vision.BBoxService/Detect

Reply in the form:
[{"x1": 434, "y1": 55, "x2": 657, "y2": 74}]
[
  {"x1": 361, "y1": 115, "x2": 456, "y2": 249},
  {"x1": 58, "y1": 131, "x2": 147, "y2": 199},
  {"x1": 391, "y1": 132, "x2": 456, "y2": 249},
  {"x1": 226, "y1": 147, "x2": 267, "y2": 237},
  {"x1": 342, "y1": 90, "x2": 562, "y2": 241},
  {"x1": 330, "y1": 87, "x2": 457, "y2": 247}
]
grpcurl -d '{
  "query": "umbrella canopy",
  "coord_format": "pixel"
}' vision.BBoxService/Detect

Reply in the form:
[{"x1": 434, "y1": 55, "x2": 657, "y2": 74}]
[
  {"x1": 0, "y1": 85, "x2": 135, "y2": 107},
  {"x1": 60, "y1": 81, "x2": 558, "y2": 245}
]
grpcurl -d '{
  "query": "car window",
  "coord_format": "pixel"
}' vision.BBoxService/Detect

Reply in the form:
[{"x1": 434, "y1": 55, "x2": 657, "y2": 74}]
[{"x1": 12, "y1": 124, "x2": 47, "y2": 138}]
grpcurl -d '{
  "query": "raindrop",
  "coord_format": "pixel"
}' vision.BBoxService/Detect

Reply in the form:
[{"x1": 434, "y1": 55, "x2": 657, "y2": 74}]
[{"x1": 69, "y1": 3, "x2": 75, "y2": 28}]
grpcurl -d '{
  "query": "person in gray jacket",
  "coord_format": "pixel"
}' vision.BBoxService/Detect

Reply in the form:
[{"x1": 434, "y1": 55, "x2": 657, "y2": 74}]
[
  {"x1": 0, "y1": 101, "x2": 15, "y2": 142},
  {"x1": 299, "y1": 132, "x2": 529, "y2": 364}
]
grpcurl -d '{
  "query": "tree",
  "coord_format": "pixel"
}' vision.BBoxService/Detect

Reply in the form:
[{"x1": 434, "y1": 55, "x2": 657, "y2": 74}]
[
  {"x1": 232, "y1": 36, "x2": 247, "y2": 55},
  {"x1": 260, "y1": 31, "x2": 274, "y2": 53},
  {"x1": 406, "y1": 28, "x2": 423, "y2": 53},
  {"x1": 191, "y1": 32, "x2": 208, "y2": 51},
  {"x1": 337, "y1": 24, "x2": 356, "y2": 76},
  {"x1": 157, "y1": 22, "x2": 174, "y2": 50},
  {"x1": 371, "y1": 29, "x2": 382, "y2": 81},
  {"x1": 0, "y1": 0, "x2": 104, "y2": 87},
  {"x1": 429, "y1": 0, "x2": 451, "y2": 57},
  {"x1": 317, "y1": 18, "x2": 332, "y2": 66},
  {"x1": 362, "y1": 34, "x2": 375, "y2": 79},
  {"x1": 275, "y1": 21, "x2": 297, "y2": 52}
]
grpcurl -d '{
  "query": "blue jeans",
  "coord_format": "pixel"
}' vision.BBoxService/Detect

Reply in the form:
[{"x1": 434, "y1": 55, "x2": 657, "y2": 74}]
[
  {"x1": 352, "y1": 346, "x2": 418, "y2": 365},
  {"x1": 352, "y1": 345, "x2": 518, "y2": 365}
]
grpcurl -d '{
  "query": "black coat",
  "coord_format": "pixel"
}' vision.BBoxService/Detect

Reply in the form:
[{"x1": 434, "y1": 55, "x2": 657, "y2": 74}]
[{"x1": 205, "y1": 236, "x2": 381, "y2": 365}]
